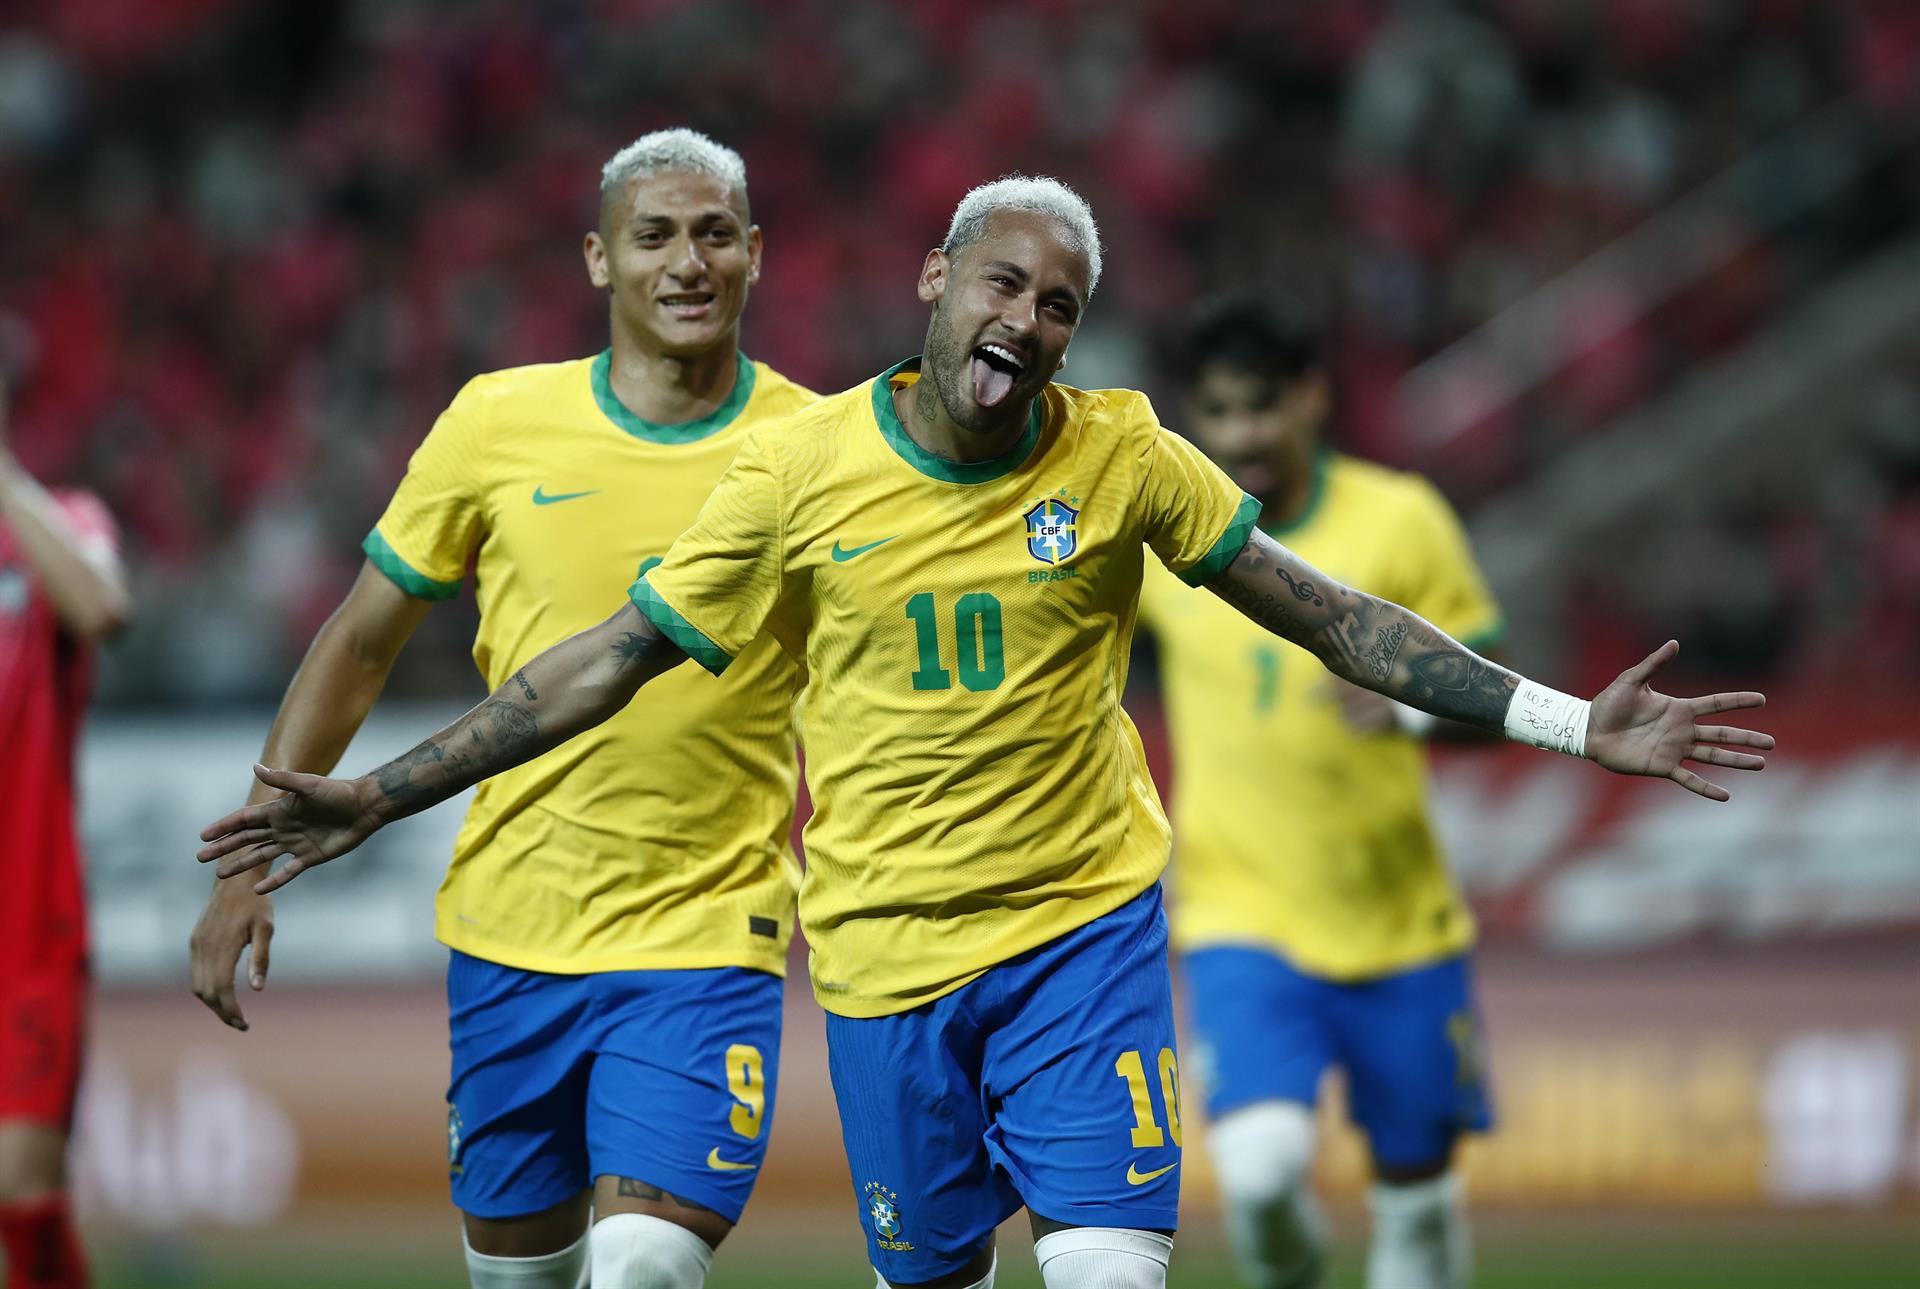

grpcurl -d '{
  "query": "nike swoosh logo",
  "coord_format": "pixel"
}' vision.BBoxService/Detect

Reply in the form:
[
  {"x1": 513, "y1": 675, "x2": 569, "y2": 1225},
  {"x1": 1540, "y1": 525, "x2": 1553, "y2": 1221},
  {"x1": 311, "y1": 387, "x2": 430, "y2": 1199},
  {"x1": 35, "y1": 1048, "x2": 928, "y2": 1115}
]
[
  {"x1": 1126, "y1": 1161, "x2": 1178, "y2": 1186},
  {"x1": 830, "y1": 536, "x2": 897, "y2": 562},
  {"x1": 706, "y1": 1147, "x2": 757, "y2": 1172},
  {"x1": 532, "y1": 486, "x2": 600, "y2": 506}
]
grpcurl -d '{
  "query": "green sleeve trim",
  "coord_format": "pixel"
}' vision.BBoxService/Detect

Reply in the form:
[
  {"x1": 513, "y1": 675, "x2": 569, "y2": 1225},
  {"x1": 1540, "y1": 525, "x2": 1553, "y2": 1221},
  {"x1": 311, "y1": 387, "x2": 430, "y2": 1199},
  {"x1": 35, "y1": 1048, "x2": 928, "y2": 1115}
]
[
  {"x1": 1178, "y1": 492, "x2": 1262, "y2": 587},
  {"x1": 629, "y1": 574, "x2": 734, "y2": 676},
  {"x1": 1459, "y1": 620, "x2": 1507, "y2": 654},
  {"x1": 362, "y1": 529, "x2": 461, "y2": 601}
]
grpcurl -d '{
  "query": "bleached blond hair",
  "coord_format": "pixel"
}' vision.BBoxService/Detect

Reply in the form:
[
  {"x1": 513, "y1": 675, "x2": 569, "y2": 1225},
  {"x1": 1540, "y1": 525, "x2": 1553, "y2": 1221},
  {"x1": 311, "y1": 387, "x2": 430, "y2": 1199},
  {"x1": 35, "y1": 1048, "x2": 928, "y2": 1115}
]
[
  {"x1": 942, "y1": 175, "x2": 1103, "y2": 296},
  {"x1": 600, "y1": 128, "x2": 748, "y2": 210}
]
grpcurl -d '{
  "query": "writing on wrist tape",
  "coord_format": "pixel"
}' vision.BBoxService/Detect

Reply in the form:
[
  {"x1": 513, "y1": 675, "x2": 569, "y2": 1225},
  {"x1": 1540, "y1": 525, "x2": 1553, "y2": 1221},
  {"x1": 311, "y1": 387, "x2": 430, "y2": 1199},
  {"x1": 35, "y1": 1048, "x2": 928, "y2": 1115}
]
[{"x1": 1503, "y1": 679, "x2": 1590, "y2": 757}]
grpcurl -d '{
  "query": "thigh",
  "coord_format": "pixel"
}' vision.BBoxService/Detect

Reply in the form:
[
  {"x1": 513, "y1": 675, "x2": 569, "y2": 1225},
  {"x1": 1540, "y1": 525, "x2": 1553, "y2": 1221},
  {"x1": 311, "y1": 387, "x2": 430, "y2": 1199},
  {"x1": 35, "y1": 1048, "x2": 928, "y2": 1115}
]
[
  {"x1": 1335, "y1": 954, "x2": 1494, "y2": 1172},
  {"x1": 1182, "y1": 946, "x2": 1334, "y2": 1120},
  {"x1": 0, "y1": 965, "x2": 86, "y2": 1133},
  {"x1": 445, "y1": 951, "x2": 596, "y2": 1220},
  {"x1": 589, "y1": 966, "x2": 785, "y2": 1227},
  {"x1": 826, "y1": 998, "x2": 1019, "y2": 1285},
  {"x1": 985, "y1": 885, "x2": 1183, "y2": 1233}
]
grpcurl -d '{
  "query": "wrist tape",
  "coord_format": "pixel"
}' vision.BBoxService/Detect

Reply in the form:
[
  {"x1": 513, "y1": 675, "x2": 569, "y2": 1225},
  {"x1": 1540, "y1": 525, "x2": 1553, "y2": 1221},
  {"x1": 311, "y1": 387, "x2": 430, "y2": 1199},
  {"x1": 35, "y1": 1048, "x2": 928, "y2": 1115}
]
[{"x1": 1503, "y1": 679, "x2": 1590, "y2": 757}]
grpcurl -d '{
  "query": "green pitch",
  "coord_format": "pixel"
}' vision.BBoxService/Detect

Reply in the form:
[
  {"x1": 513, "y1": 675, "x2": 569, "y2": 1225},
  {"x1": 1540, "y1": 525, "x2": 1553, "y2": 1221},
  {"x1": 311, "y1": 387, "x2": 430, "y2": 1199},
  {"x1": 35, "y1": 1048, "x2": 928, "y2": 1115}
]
[{"x1": 90, "y1": 1212, "x2": 1918, "y2": 1289}]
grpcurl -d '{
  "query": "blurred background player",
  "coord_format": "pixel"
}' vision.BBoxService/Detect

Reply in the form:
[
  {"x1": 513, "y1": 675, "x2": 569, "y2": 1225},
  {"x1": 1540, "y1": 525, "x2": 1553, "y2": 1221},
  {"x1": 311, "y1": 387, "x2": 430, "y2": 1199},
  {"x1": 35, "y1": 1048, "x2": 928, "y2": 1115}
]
[
  {"x1": 0, "y1": 374, "x2": 130, "y2": 1289},
  {"x1": 185, "y1": 129, "x2": 814, "y2": 1289},
  {"x1": 1139, "y1": 297, "x2": 1507, "y2": 1289},
  {"x1": 195, "y1": 177, "x2": 1770, "y2": 1289}
]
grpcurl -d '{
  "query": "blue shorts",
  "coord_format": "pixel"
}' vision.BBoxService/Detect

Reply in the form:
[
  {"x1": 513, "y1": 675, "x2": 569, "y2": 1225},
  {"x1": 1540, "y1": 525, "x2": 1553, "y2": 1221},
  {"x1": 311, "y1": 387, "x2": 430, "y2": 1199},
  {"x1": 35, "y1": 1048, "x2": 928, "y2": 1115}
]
[
  {"x1": 826, "y1": 885, "x2": 1182, "y2": 1283},
  {"x1": 445, "y1": 951, "x2": 783, "y2": 1222},
  {"x1": 1182, "y1": 947, "x2": 1492, "y2": 1171}
]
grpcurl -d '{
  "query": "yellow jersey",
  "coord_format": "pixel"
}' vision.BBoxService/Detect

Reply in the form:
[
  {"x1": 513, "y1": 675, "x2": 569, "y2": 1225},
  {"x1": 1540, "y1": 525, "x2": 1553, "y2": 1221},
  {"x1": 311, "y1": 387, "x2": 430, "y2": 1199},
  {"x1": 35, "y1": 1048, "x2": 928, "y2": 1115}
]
[
  {"x1": 635, "y1": 359, "x2": 1258, "y2": 1017},
  {"x1": 1138, "y1": 451, "x2": 1504, "y2": 979},
  {"x1": 365, "y1": 350, "x2": 815, "y2": 976}
]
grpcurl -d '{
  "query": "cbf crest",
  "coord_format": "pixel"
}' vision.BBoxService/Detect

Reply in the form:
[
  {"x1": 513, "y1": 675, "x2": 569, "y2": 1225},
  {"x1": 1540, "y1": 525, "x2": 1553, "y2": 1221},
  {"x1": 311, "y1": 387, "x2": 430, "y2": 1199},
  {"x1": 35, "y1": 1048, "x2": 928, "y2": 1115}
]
[
  {"x1": 862, "y1": 1180, "x2": 914, "y2": 1251},
  {"x1": 1023, "y1": 490, "x2": 1080, "y2": 566}
]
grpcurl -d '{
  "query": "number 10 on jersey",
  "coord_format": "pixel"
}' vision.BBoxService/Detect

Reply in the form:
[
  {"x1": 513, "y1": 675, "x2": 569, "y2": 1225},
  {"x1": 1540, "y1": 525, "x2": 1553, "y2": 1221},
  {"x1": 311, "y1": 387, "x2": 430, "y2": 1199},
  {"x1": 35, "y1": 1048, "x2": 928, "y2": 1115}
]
[{"x1": 905, "y1": 592, "x2": 1005, "y2": 691}]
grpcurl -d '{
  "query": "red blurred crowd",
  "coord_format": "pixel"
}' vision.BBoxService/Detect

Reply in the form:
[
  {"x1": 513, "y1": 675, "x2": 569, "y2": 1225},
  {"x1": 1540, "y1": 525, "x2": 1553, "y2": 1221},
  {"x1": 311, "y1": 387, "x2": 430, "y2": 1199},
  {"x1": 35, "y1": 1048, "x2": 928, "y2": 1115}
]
[{"x1": 1, "y1": 0, "x2": 1915, "y2": 701}]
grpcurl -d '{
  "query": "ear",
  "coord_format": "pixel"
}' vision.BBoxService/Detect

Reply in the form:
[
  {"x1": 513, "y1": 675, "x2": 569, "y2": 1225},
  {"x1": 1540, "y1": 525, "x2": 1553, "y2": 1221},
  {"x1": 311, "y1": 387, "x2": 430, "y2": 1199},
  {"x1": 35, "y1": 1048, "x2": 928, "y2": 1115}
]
[
  {"x1": 746, "y1": 224, "x2": 764, "y2": 286},
  {"x1": 584, "y1": 231, "x2": 611, "y2": 290},
  {"x1": 916, "y1": 249, "x2": 949, "y2": 305}
]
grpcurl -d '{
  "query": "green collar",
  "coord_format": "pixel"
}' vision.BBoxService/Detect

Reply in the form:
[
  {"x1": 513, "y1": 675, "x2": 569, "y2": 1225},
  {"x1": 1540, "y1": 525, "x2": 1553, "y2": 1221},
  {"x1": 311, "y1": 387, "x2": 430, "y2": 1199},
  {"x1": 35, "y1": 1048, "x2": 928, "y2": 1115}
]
[
  {"x1": 591, "y1": 349, "x2": 756, "y2": 444},
  {"x1": 870, "y1": 356, "x2": 1044, "y2": 484},
  {"x1": 1262, "y1": 450, "x2": 1332, "y2": 538}
]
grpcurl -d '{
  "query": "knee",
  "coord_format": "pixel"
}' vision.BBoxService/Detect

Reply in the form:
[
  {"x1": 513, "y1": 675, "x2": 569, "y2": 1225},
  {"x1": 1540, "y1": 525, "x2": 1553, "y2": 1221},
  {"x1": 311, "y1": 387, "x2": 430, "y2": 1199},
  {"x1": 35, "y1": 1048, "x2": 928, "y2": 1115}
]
[
  {"x1": 1207, "y1": 1100, "x2": 1317, "y2": 1203},
  {"x1": 1032, "y1": 1227, "x2": 1172, "y2": 1289},
  {"x1": 591, "y1": 1211, "x2": 715, "y2": 1289}
]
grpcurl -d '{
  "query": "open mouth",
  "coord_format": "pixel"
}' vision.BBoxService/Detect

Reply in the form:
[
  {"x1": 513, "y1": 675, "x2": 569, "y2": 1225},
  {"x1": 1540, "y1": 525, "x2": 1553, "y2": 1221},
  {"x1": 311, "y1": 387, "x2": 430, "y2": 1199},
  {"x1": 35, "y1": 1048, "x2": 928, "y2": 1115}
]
[
  {"x1": 970, "y1": 343, "x2": 1027, "y2": 409},
  {"x1": 660, "y1": 292, "x2": 716, "y2": 318}
]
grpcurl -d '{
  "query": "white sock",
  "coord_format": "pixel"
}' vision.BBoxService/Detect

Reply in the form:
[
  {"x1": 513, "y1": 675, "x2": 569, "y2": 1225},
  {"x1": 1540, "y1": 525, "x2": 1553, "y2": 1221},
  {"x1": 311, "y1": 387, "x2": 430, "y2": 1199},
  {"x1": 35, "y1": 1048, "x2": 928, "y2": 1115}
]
[
  {"x1": 1033, "y1": 1227, "x2": 1174, "y2": 1289},
  {"x1": 463, "y1": 1228, "x2": 590, "y2": 1289},
  {"x1": 875, "y1": 1250, "x2": 996, "y2": 1288},
  {"x1": 590, "y1": 1212, "x2": 714, "y2": 1288},
  {"x1": 1208, "y1": 1102, "x2": 1328, "y2": 1289},
  {"x1": 1366, "y1": 1172, "x2": 1470, "y2": 1289}
]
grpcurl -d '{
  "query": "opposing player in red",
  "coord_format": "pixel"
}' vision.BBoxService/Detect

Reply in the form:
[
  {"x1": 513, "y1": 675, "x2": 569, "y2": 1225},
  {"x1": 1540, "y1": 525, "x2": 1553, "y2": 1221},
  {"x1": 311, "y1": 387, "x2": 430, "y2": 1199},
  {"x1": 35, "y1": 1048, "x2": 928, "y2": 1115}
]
[{"x1": 0, "y1": 376, "x2": 130, "y2": 1289}]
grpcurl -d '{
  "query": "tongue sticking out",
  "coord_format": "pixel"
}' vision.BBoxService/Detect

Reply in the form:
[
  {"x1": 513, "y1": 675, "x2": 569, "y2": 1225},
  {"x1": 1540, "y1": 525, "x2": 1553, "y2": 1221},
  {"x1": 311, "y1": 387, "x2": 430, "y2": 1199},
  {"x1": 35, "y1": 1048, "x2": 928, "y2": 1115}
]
[{"x1": 971, "y1": 355, "x2": 1017, "y2": 409}]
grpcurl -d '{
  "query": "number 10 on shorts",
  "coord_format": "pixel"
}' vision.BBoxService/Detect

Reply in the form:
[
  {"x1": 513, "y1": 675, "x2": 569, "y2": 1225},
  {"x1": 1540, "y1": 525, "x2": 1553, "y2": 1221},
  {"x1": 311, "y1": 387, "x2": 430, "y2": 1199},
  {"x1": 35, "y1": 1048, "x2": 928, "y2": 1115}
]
[{"x1": 1115, "y1": 1048, "x2": 1181, "y2": 1147}]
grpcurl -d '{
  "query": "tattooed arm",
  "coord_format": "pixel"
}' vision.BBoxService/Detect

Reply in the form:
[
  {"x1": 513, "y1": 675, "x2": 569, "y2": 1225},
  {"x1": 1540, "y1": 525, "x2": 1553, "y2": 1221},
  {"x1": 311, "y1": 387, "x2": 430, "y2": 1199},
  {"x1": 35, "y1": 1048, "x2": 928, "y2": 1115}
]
[
  {"x1": 195, "y1": 602, "x2": 687, "y2": 891},
  {"x1": 1206, "y1": 530, "x2": 1776, "y2": 798},
  {"x1": 1211, "y1": 529, "x2": 1519, "y2": 729}
]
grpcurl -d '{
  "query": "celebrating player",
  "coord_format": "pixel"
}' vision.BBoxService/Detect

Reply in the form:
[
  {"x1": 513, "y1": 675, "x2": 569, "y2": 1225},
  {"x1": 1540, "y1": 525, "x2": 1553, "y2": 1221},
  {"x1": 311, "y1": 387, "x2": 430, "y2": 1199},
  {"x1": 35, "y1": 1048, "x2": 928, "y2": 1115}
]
[
  {"x1": 0, "y1": 375, "x2": 130, "y2": 1289},
  {"x1": 1139, "y1": 297, "x2": 1508, "y2": 1289},
  {"x1": 195, "y1": 176, "x2": 1772, "y2": 1289},
  {"x1": 186, "y1": 130, "x2": 814, "y2": 1289}
]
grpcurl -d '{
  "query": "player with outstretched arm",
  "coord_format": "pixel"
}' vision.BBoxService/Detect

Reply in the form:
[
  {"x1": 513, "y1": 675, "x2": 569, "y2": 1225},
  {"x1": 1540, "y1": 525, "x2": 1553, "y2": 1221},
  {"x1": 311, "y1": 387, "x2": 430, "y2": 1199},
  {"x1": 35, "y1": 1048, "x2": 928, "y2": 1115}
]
[
  {"x1": 186, "y1": 131, "x2": 814, "y2": 1289},
  {"x1": 196, "y1": 177, "x2": 1771, "y2": 1289},
  {"x1": 0, "y1": 375, "x2": 130, "y2": 1289}
]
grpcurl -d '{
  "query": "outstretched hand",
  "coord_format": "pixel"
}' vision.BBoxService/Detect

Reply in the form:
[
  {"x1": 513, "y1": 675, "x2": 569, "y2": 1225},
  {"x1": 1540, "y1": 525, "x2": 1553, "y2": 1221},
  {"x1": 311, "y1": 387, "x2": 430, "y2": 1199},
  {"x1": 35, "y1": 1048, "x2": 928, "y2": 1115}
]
[
  {"x1": 1584, "y1": 641, "x2": 1773, "y2": 800},
  {"x1": 196, "y1": 764, "x2": 382, "y2": 893}
]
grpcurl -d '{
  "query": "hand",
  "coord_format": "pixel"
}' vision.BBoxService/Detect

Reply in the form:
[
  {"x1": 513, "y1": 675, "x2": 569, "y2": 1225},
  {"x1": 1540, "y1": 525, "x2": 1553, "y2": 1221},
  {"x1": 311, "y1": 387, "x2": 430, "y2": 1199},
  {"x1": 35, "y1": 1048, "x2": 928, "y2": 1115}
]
[
  {"x1": 188, "y1": 881, "x2": 274, "y2": 1031},
  {"x1": 1326, "y1": 677, "x2": 1400, "y2": 734},
  {"x1": 196, "y1": 763, "x2": 383, "y2": 892},
  {"x1": 1585, "y1": 641, "x2": 1773, "y2": 800}
]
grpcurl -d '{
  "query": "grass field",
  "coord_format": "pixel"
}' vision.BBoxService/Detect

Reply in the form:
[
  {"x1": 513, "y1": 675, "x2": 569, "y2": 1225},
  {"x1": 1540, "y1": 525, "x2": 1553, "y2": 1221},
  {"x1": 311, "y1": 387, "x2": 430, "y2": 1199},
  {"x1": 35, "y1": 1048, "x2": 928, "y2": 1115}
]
[{"x1": 88, "y1": 1210, "x2": 1919, "y2": 1288}]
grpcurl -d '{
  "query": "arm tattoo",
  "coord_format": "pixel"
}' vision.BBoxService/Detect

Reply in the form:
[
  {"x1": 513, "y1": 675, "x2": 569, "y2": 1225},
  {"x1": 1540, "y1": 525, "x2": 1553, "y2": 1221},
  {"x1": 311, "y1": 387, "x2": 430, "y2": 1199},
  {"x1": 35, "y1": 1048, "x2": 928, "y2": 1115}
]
[
  {"x1": 614, "y1": 1177, "x2": 717, "y2": 1213},
  {"x1": 1208, "y1": 530, "x2": 1517, "y2": 730},
  {"x1": 611, "y1": 630, "x2": 668, "y2": 673},
  {"x1": 1364, "y1": 621, "x2": 1408, "y2": 682},
  {"x1": 511, "y1": 669, "x2": 538, "y2": 701},
  {"x1": 371, "y1": 696, "x2": 541, "y2": 816}
]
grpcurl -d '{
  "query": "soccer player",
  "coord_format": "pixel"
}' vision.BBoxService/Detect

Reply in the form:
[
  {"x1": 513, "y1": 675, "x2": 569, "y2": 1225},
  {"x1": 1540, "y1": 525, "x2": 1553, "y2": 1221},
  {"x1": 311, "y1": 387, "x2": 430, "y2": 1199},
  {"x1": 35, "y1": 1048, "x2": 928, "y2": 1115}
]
[
  {"x1": 1138, "y1": 297, "x2": 1505, "y2": 1289},
  {"x1": 0, "y1": 376, "x2": 130, "y2": 1289},
  {"x1": 194, "y1": 176, "x2": 1772, "y2": 1289},
  {"x1": 185, "y1": 130, "x2": 814, "y2": 1289}
]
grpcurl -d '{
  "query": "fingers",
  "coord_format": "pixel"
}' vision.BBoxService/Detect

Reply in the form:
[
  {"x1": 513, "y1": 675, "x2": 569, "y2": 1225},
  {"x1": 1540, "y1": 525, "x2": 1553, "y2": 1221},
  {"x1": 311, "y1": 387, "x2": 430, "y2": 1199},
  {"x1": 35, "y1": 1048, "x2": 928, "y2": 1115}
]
[
  {"x1": 214, "y1": 840, "x2": 284, "y2": 879},
  {"x1": 1689, "y1": 691, "x2": 1767, "y2": 716},
  {"x1": 1695, "y1": 724, "x2": 1775, "y2": 750},
  {"x1": 1618, "y1": 639, "x2": 1680, "y2": 688},
  {"x1": 1668, "y1": 766, "x2": 1731, "y2": 801},
  {"x1": 253, "y1": 857, "x2": 308, "y2": 896},
  {"x1": 253, "y1": 762, "x2": 320, "y2": 793},
  {"x1": 189, "y1": 932, "x2": 249, "y2": 1031},
  {"x1": 1688, "y1": 745, "x2": 1766, "y2": 771},
  {"x1": 199, "y1": 806, "x2": 272, "y2": 845},
  {"x1": 249, "y1": 918, "x2": 273, "y2": 992}
]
